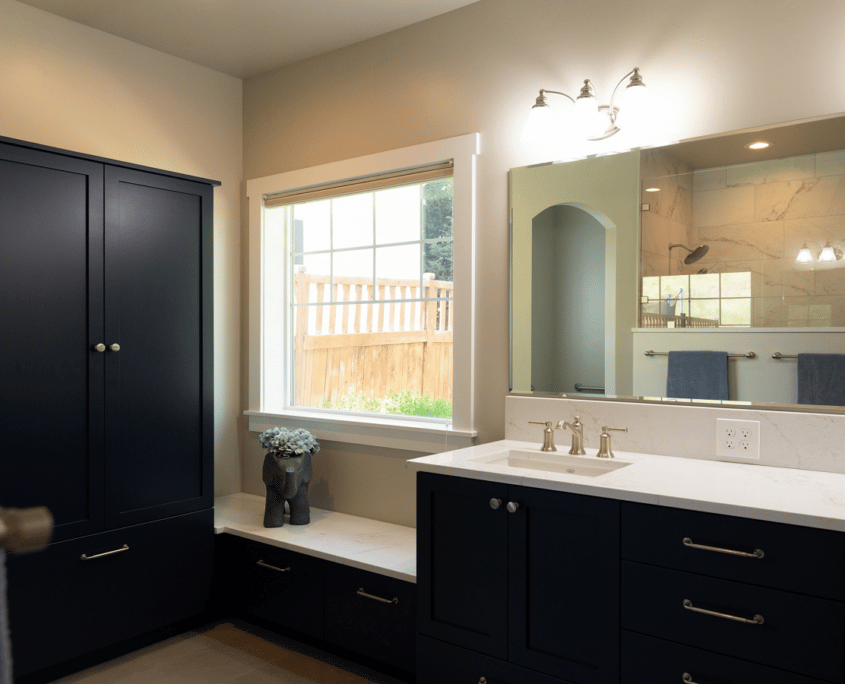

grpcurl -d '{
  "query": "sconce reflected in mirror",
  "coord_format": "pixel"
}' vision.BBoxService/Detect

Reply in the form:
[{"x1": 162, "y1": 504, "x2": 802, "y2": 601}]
[
  {"x1": 521, "y1": 68, "x2": 652, "y2": 145},
  {"x1": 796, "y1": 240, "x2": 844, "y2": 265}
]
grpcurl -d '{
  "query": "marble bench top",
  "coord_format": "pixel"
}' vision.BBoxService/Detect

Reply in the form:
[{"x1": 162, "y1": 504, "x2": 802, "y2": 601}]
[{"x1": 214, "y1": 493, "x2": 416, "y2": 583}]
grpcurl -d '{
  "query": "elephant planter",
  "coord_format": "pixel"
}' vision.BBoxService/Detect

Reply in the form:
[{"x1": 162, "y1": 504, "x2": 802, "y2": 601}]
[{"x1": 262, "y1": 451, "x2": 313, "y2": 527}]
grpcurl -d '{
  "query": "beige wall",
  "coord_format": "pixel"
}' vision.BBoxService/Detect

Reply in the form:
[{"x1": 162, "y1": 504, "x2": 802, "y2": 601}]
[
  {"x1": 240, "y1": 0, "x2": 845, "y2": 525},
  {"x1": 1, "y1": 0, "x2": 244, "y2": 496}
]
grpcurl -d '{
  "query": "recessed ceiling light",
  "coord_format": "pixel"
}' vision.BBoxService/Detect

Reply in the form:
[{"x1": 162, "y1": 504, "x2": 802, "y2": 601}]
[
  {"x1": 645, "y1": 187, "x2": 660, "y2": 192},
  {"x1": 745, "y1": 141, "x2": 771, "y2": 150}
]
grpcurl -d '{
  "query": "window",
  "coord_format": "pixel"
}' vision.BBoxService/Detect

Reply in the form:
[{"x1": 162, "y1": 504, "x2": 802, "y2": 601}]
[{"x1": 246, "y1": 135, "x2": 478, "y2": 451}]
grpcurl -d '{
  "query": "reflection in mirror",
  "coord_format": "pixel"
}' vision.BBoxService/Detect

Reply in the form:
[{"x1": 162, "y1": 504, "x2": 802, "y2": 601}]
[{"x1": 510, "y1": 114, "x2": 845, "y2": 409}]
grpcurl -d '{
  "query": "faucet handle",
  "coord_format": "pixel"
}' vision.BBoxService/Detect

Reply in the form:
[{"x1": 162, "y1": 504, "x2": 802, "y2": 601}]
[
  {"x1": 597, "y1": 426, "x2": 628, "y2": 459},
  {"x1": 528, "y1": 420, "x2": 558, "y2": 452}
]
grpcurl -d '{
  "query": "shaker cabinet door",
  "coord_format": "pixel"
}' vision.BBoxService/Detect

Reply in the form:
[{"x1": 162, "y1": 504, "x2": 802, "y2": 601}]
[
  {"x1": 417, "y1": 472, "x2": 510, "y2": 656},
  {"x1": 103, "y1": 166, "x2": 213, "y2": 528},
  {"x1": 0, "y1": 142, "x2": 105, "y2": 542}
]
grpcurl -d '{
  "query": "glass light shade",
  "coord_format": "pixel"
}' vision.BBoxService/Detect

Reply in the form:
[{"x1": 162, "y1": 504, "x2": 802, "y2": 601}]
[
  {"x1": 819, "y1": 242, "x2": 836, "y2": 262},
  {"x1": 571, "y1": 94, "x2": 599, "y2": 138},
  {"x1": 616, "y1": 83, "x2": 651, "y2": 132},
  {"x1": 796, "y1": 244, "x2": 814, "y2": 263},
  {"x1": 521, "y1": 103, "x2": 556, "y2": 145}
]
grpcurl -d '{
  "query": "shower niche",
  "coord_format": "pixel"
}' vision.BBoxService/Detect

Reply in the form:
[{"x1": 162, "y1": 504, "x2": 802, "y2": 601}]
[{"x1": 639, "y1": 145, "x2": 845, "y2": 329}]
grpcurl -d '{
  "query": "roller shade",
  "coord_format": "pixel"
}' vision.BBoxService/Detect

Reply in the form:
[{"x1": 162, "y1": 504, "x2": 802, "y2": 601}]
[{"x1": 264, "y1": 160, "x2": 453, "y2": 207}]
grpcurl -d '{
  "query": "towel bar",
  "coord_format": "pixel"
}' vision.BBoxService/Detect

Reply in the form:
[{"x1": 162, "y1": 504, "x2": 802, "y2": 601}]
[
  {"x1": 771, "y1": 352, "x2": 798, "y2": 359},
  {"x1": 644, "y1": 350, "x2": 756, "y2": 358},
  {"x1": 574, "y1": 383, "x2": 605, "y2": 393}
]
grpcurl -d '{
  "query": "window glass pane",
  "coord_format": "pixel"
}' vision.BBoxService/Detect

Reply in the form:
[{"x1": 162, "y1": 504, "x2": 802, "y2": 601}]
[
  {"x1": 424, "y1": 239, "x2": 454, "y2": 282},
  {"x1": 375, "y1": 184, "x2": 420, "y2": 245},
  {"x1": 294, "y1": 200, "x2": 330, "y2": 253},
  {"x1": 333, "y1": 193, "x2": 373, "y2": 249},
  {"x1": 690, "y1": 272, "x2": 720, "y2": 299},
  {"x1": 641, "y1": 276, "x2": 660, "y2": 300},
  {"x1": 376, "y1": 244, "x2": 421, "y2": 287},
  {"x1": 689, "y1": 298, "x2": 720, "y2": 322},
  {"x1": 721, "y1": 298, "x2": 751, "y2": 326},
  {"x1": 660, "y1": 275, "x2": 688, "y2": 300},
  {"x1": 721, "y1": 272, "x2": 751, "y2": 298},
  {"x1": 423, "y1": 178, "x2": 454, "y2": 240},
  {"x1": 333, "y1": 248, "x2": 373, "y2": 288},
  {"x1": 293, "y1": 253, "x2": 330, "y2": 306}
]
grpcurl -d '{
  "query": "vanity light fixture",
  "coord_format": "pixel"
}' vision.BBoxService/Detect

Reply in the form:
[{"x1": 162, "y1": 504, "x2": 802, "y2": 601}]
[
  {"x1": 745, "y1": 141, "x2": 771, "y2": 150},
  {"x1": 645, "y1": 187, "x2": 660, "y2": 192},
  {"x1": 521, "y1": 68, "x2": 651, "y2": 145},
  {"x1": 796, "y1": 240, "x2": 844, "y2": 264}
]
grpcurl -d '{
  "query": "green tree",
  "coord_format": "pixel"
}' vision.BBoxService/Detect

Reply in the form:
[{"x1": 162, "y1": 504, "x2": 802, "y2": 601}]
[{"x1": 422, "y1": 179, "x2": 453, "y2": 281}]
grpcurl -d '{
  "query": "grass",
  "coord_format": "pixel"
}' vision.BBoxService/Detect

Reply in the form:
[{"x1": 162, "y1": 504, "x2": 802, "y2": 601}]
[{"x1": 322, "y1": 389, "x2": 452, "y2": 419}]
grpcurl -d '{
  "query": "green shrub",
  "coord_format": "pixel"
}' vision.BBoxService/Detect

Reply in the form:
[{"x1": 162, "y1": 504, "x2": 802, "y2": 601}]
[{"x1": 322, "y1": 389, "x2": 452, "y2": 419}]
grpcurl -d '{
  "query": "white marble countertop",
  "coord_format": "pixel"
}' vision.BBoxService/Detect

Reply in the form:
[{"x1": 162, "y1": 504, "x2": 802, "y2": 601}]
[
  {"x1": 214, "y1": 493, "x2": 416, "y2": 582},
  {"x1": 407, "y1": 441, "x2": 845, "y2": 532}
]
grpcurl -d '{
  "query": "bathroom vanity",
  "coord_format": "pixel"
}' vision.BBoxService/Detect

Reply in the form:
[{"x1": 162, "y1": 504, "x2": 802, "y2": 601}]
[{"x1": 409, "y1": 434, "x2": 845, "y2": 684}]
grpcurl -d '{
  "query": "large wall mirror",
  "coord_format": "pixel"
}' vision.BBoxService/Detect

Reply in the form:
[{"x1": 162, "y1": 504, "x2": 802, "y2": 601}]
[{"x1": 510, "y1": 113, "x2": 845, "y2": 410}]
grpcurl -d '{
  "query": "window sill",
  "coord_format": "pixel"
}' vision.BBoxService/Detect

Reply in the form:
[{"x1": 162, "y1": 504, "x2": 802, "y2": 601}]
[{"x1": 245, "y1": 410, "x2": 476, "y2": 453}]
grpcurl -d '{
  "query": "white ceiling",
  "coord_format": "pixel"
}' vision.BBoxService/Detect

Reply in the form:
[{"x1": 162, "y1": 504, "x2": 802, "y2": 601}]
[{"x1": 15, "y1": 0, "x2": 481, "y2": 79}]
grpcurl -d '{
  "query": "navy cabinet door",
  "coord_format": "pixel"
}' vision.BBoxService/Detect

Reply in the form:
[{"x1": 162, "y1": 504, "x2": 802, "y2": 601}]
[
  {"x1": 417, "y1": 472, "x2": 509, "y2": 657},
  {"x1": 508, "y1": 486, "x2": 620, "y2": 684},
  {"x1": 0, "y1": 143, "x2": 105, "y2": 542},
  {"x1": 103, "y1": 166, "x2": 213, "y2": 527}
]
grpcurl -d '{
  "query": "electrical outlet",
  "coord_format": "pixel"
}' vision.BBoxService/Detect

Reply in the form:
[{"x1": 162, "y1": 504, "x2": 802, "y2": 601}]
[{"x1": 716, "y1": 418, "x2": 760, "y2": 460}]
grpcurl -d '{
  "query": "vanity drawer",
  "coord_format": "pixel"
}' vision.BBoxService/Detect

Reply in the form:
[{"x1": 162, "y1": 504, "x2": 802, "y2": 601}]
[
  {"x1": 216, "y1": 534, "x2": 326, "y2": 640},
  {"x1": 621, "y1": 501, "x2": 845, "y2": 600},
  {"x1": 324, "y1": 564, "x2": 416, "y2": 672},
  {"x1": 622, "y1": 561, "x2": 844, "y2": 683},
  {"x1": 622, "y1": 630, "x2": 827, "y2": 684},
  {"x1": 418, "y1": 635, "x2": 573, "y2": 684}
]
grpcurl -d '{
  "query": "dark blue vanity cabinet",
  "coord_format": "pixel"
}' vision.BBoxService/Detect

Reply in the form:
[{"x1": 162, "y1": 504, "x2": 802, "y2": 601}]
[
  {"x1": 417, "y1": 472, "x2": 845, "y2": 684},
  {"x1": 621, "y1": 502, "x2": 845, "y2": 684},
  {"x1": 0, "y1": 137, "x2": 216, "y2": 679},
  {"x1": 417, "y1": 472, "x2": 620, "y2": 684}
]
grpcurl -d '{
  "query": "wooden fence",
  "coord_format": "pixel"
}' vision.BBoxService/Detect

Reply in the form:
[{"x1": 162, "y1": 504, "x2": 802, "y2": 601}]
[
  {"x1": 293, "y1": 267, "x2": 453, "y2": 408},
  {"x1": 640, "y1": 312, "x2": 719, "y2": 328}
]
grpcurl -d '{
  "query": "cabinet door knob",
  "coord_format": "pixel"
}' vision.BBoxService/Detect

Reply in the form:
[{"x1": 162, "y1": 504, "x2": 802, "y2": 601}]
[
  {"x1": 109, "y1": 343, "x2": 121, "y2": 352},
  {"x1": 94, "y1": 343, "x2": 106, "y2": 352},
  {"x1": 489, "y1": 498, "x2": 502, "y2": 510},
  {"x1": 682, "y1": 675, "x2": 698, "y2": 684},
  {"x1": 479, "y1": 678, "x2": 487, "y2": 684},
  {"x1": 506, "y1": 501, "x2": 519, "y2": 513}
]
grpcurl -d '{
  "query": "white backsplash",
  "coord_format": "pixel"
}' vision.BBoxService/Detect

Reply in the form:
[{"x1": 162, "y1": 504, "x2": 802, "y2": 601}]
[{"x1": 505, "y1": 395, "x2": 845, "y2": 475}]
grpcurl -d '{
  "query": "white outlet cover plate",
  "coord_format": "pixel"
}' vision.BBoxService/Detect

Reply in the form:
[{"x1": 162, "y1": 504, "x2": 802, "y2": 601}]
[{"x1": 716, "y1": 418, "x2": 761, "y2": 461}]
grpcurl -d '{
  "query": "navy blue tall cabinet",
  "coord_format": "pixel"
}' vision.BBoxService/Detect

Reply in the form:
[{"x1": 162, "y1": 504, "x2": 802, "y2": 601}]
[{"x1": 0, "y1": 136, "x2": 217, "y2": 679}]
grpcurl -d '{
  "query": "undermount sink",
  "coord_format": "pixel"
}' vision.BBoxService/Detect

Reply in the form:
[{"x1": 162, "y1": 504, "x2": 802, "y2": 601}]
[{"x1": 469, "y1": 449, "x2": 631, "y2": 478}]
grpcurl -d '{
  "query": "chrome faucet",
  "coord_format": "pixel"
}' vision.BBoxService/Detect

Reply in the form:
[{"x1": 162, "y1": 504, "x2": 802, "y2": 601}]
[
  {"x1": 528, "y1": 421, "x2": 558, "y2": 451},
  {"x1": 556, "y1": 416, "x2": 586, "y2": 455}
]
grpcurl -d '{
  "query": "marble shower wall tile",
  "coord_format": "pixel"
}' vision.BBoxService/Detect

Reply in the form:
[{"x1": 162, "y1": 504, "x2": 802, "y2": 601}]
[
  {"x1": 726, "y1": 155, "x2": 815, "y2": 186},
  {"x1": 783, "y1": 215, "x2": 845, "y2": 257},
  {"x1": 641, "y1": 210, "x2": 691, "y2": 256},
  {"x1": 760, "y1": 259, "x2": 815, "y2": 297},
  {"x1": 693, "y1": 221, "x2": 784, "y2": 262},
  {"x1": 814, "y1": 267, "x2": 845, "y2": 295},
  {"x1": 755, "y1": 175, "x2": 845, "y2": 222},
  {"x1": 816, "y1": 150, "x2": 845, "y2": 177},
  {"x1": 693, "y1": 167, "x2": 726, "y2": 193},
  {"x1": 693, "y1": 185, "x2": 755, "y2": 228},
  {"x1": 506, "y1": 395, "x2": 845, "y2": 475},
  {"x1": 641, "y1": 148, "x2": 693, "y2": 185},
  {"x1": 641, "y1": 149, "x2": 693, "y2": 226}
]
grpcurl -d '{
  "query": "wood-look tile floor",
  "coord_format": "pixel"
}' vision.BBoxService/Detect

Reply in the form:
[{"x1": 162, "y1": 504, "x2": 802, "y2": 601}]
[{"x1": 47, "y1": 622, "x2": 409, "y2": 684}]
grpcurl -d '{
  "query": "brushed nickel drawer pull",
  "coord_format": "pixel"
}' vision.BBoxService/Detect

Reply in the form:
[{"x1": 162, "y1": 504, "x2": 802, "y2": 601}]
[
  {"x1": 682, "y1": 675, "x2": 697, "y2": 684},
  {"x1": 683, "y1": 537, "x2": 764, "y2": 559},
  {"x1": 257, "y1": 559, "x2": 290, "y2": 573},
  {"x1": 683, "y1": 599, "x2": 764, "y2": 625},
  {"x1": 81, "y1": 544, "x2": 128, "y2": 561},
  {"x1": 357, "y1": 587, "x2": 399, "y2": 604}
]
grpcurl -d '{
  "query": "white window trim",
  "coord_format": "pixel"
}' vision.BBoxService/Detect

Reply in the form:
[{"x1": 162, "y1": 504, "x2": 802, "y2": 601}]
[{"x1": 246, "y1": 134, "x2": 479, "y2": 452}]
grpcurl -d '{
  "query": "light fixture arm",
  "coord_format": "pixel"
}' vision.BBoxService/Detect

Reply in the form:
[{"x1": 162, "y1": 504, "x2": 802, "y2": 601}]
[
  {"x1": 607, "y1": 68, "x2": 640, "y2": 124},
  {"x1": 536, "y1": 89, "x2": 576, "y2": 105}
]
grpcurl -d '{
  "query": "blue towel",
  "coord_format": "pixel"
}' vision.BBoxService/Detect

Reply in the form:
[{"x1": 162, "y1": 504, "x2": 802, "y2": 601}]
[
  {"x1": 666, "y1": 351, "x2": 729, "y2": 400},
  {"x1": 797, "y1": 353, "x2": 845, "y2": 406}
]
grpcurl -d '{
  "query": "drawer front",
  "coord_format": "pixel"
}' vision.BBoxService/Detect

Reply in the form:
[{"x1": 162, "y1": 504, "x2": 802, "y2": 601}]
[
  {"x1": 621, "y1": 501, "x2": 845, "y2": 600},
  {"x1": 622, "y1": 561, "x2": 844, "y2": 683},
  {"x1": 417, "y1": 635, "x2": 572, "y2": 684},
  {"x1": 324, "y1": 565, "x2": 416, "y2": 672},
  {"x1": 622, "y1": 630, "x2": 827, "y2": 684},
  {"x1": 7, "y1": 509, "x2": 214, "y2": 678},
  {"x1": 218, "y1": 535, "x2": 326, "y2": 640}
]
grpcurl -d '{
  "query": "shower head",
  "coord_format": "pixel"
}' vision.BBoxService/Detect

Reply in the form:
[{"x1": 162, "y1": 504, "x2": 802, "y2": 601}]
[{"x1": 669, "y1": 243, "x2": 710, "y2": 265}]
